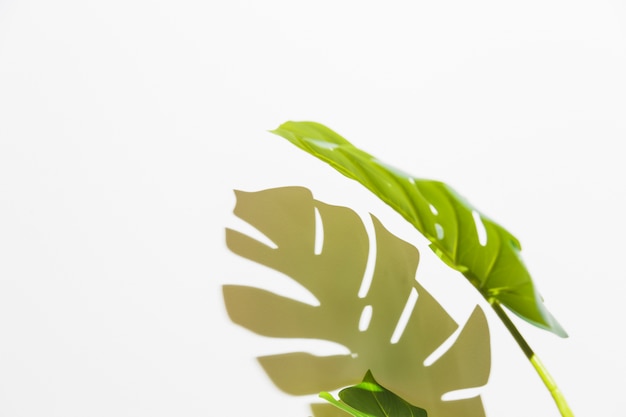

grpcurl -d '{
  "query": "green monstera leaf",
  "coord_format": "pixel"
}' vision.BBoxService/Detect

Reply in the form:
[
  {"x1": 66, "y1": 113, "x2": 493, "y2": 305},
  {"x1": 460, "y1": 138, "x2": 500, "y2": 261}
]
[
  {"x1": 270, "y1": 121, "x2": 566, "y2": 338},
  {"x1": 320, "y1": 370, "x2": 428, "y2": 417},
  {"x1": 225, "y1": 186, "x2": 490, "y2": 417}
]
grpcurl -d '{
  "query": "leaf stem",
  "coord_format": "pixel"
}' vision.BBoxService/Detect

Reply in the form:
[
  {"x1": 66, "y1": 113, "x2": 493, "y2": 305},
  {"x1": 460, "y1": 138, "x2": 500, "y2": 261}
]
[{"x1": 489, "y1": 301, "x2": 574, "y2": 417}]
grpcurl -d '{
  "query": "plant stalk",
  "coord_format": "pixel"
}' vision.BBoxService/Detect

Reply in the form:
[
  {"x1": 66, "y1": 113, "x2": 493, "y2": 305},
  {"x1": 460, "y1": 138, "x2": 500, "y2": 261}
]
[{"x1": 489, "y1": 301, "x2": 574, "y2": 417}]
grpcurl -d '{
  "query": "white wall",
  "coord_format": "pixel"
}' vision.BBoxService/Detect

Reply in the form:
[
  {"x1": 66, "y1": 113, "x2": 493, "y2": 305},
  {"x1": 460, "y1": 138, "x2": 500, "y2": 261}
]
[{"x1": 1, "y1": 1, "x2": 625, "y2": 416}]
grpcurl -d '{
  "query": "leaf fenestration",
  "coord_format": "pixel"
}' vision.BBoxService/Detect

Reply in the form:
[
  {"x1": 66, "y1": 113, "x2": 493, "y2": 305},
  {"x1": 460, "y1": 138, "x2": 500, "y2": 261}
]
[
  {"x1": 225, "y1": 186, "x2": 490, "y2": 417},
  {"x1": 270, "y1": 121, "x2": 567, "y2": 338}
]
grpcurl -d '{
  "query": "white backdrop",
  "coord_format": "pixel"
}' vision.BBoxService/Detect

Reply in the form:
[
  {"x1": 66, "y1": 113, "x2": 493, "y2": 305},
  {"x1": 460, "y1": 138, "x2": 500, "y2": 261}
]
[{"x1": 1, "y1": 1, "x2": 625, "y2": 416}]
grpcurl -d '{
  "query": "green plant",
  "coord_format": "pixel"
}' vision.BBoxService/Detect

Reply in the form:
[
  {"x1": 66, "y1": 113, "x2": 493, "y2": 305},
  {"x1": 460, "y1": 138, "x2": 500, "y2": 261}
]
[{"x1": 270, "y1": 121, "x2": 574, "y2": 417}]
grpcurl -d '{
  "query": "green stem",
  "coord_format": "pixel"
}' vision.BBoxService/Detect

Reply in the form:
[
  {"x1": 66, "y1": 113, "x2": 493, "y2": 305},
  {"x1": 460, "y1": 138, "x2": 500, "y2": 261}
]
[{"x1": 490, "y1": 301, "x2": 574, "y2": 417}]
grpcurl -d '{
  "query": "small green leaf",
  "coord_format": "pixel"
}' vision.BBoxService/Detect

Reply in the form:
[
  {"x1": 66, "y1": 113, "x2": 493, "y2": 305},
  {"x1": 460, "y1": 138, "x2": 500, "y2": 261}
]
[
  {"x1": 319, "y1": 392, "x2": 374, "y2": 417},
  {"x1": 320, "y1": 370, "x2": 428, "y2": 417},
  {"x1": 270, "y1": 121, "x2": 567, "y2": 337}
]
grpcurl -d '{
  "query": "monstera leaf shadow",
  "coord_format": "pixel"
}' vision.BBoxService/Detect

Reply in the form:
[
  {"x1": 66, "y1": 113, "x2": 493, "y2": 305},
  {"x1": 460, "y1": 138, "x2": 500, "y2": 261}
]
[{"x1": 224, "y1": 186, "x2": 491, "y2": 417}]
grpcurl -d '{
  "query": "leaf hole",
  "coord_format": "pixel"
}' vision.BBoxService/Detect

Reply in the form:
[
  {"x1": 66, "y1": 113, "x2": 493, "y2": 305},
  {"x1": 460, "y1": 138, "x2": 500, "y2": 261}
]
[
  {"x1": 359, "y1": 305, "x2": 373, "y2": 332},
  {"x1": 472, "y1": 210, "x2": 487, "y2": 246},
  {"x1": 441, "y1": 386, "x2": 483, "y2": 401},
  {"x1": 314, "y1": 206, "x2": 324, "y2": 255},
  {"x1": 390, "y1": 287, "x2": 418, "y2": 344},
  {"x1": 269, "y1": 338, "x2": 350, "y2": 356},
  {"x1": 435, "y1": 223, "x2": 444, "y2": 240},
  {"x1": 429, "y1": 204, "x2": 438, "y2": 215}
]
